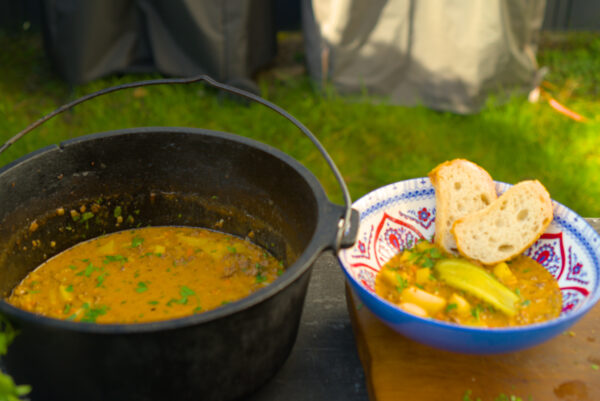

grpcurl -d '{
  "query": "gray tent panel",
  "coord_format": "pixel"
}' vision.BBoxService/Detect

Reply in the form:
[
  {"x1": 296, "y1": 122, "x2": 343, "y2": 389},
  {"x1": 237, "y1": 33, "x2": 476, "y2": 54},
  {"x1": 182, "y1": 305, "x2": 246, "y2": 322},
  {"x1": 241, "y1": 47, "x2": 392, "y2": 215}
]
[
  {"x1": 302, "y1": 0, "x2": 547, "y2": 113},
  {"x1": 42, "y1": 0, "x2": 276, "y2": 91}
]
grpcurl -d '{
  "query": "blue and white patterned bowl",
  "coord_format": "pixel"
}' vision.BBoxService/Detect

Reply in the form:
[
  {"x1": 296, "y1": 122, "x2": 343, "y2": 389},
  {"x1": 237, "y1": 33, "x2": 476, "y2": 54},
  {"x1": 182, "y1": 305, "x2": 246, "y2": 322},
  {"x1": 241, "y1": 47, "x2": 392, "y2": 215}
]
[{"x1": 338, "y1": 178, "x2": 600, "y2": 354}]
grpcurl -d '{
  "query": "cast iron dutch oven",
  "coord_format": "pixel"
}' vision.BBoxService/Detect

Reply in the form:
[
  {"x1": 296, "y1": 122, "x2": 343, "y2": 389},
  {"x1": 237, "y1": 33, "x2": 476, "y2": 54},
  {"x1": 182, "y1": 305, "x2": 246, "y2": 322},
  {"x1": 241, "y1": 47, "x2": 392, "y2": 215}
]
[{"x1": 0, "y1": 76, "x2": 358, "y2": 401}]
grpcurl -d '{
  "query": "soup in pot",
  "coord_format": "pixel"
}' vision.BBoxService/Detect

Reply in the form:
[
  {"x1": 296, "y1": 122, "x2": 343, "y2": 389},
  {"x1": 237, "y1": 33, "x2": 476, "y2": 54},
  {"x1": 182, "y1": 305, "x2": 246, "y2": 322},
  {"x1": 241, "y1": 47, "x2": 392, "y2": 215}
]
[{"x1": 8, "y1": 226, "x2": 284, "y2": 324}]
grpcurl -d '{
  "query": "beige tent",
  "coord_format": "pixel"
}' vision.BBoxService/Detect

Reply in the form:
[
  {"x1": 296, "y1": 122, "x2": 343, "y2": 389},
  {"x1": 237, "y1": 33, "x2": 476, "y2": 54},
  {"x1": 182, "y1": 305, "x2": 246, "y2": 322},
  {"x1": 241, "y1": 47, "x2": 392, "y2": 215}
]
[{"x1": 302, "y1": 0, "x2": 547, "y2": 113}]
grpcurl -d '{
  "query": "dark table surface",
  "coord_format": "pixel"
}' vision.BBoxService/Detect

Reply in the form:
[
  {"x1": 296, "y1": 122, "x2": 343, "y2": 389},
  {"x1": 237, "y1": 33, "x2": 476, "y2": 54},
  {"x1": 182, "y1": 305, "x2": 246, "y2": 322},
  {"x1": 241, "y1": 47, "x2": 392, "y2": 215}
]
[
  {"x1": 247, "y1": 250, "x2": 368, "y2": 401},
  {"x1": 246, "y1": 218, "x2": 600, "y2": 401}
]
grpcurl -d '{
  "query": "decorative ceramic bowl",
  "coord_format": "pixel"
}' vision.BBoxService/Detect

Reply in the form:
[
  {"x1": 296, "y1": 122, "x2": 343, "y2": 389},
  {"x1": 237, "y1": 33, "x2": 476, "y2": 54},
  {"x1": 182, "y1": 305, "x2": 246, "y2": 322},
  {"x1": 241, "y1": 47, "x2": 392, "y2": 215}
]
[{"x1": 338, "y1": 178, "x2": 600, "y2": 354}]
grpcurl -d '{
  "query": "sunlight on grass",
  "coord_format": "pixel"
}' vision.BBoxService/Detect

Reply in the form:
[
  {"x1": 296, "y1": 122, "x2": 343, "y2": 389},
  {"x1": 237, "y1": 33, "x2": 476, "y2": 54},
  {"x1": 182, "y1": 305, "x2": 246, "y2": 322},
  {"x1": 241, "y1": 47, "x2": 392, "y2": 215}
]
[{"x1": 0, "y1": 31, "x2": 599, "y2": 216}]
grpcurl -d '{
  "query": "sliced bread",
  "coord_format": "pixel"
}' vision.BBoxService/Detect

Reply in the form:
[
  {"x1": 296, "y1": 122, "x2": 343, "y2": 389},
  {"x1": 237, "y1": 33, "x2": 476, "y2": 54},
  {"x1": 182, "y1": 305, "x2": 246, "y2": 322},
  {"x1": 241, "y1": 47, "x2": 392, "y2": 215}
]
[
  {"x1": 428, "y1": 159, "x2": 498, "y2": 254},
  {"x1": 452, "y1": 180, "x2": 554, "y2": 265}
]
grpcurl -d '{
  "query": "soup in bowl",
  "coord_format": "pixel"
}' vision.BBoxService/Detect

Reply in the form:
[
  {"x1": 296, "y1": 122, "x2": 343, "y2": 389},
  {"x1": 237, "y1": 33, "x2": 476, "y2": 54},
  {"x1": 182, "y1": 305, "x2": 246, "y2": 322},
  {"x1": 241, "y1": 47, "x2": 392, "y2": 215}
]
[{"x1": 338, "y1": 178, "x2": 600, "y2": 354}]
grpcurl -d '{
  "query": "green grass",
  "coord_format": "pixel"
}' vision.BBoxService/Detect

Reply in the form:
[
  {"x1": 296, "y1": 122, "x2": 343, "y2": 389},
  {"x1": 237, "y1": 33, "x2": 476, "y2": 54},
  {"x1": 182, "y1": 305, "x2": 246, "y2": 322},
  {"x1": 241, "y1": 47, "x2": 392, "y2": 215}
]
[{"x1": 1, "y1": 31, "x2": 599, "y2": 216}]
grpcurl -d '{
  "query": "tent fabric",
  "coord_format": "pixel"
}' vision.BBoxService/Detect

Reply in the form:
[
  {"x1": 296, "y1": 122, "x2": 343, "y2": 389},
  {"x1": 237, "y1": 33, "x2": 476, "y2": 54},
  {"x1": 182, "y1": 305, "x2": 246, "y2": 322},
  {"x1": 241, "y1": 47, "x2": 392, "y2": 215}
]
[
  {"x1": 302, "y1": 0, "x2": 547, "y2": 113},
  {"x1": 42, "y1": 0, "x2": 276, "y2": 92}
]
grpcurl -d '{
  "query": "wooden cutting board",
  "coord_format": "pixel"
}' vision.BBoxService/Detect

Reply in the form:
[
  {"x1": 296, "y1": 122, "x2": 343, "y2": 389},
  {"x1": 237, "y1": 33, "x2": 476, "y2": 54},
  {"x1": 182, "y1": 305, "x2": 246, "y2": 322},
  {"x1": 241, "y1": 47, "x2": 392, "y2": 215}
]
[{"x1": 346, "y1": 286, "x2": 600, "y2": 401}]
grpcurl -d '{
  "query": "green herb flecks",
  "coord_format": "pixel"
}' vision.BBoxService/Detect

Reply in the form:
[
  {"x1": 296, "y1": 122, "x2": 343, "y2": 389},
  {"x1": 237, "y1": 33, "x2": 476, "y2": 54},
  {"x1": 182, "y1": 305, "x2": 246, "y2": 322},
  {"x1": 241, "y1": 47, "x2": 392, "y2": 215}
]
[
  {"x1": 79, "y1": 212, "x2": 94, "y2": 223},
  {"x1": 79, "y1": 303, "x2": 109, "y2": 323},
  {"x1": 395, "y1": 274, "x2": 408, "y2": 293},
  {"x1": 131, "y1": 236, "x2": 144, "y2": 248},
  {"x1": 167, "y1": 286, "x2": 199, "y2": 307},
  {"x1": 135, "y1": 282, "x2": 149, "y2": 293},
  {"x1": 77, "y1": 262, "x2": 100, "y2": 277},
  {"x1": 96, "y1": 271, "x2": 108, "y2": 288},
  {"x1": 408, "y1": 241, "x2": 443, "y2": 268},
  {"x1": 471, "y1": 306, "x2": 483, "y2": 321},
  {"x1": 255, "y1": 263, "x2": 268, "y2": 284},
  {"x1": 103, "y1": 254, "x2": 128, "y2": 264}
]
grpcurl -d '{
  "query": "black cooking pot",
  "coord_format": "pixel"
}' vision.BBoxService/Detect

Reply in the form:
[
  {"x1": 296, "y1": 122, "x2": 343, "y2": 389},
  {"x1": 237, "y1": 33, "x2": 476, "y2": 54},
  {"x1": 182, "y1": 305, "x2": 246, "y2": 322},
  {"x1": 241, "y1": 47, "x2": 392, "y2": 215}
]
[{"x1": 0, "y1": 77, "x2": 358, "y2": 401}]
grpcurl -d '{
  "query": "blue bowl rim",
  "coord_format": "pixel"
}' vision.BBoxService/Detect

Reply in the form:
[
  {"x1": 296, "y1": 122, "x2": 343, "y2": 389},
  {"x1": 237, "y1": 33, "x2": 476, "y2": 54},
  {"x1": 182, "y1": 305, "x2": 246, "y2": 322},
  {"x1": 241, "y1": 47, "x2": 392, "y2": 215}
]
[{"x1": 338, "y1": 177, "x2": 600, "y2": 334}]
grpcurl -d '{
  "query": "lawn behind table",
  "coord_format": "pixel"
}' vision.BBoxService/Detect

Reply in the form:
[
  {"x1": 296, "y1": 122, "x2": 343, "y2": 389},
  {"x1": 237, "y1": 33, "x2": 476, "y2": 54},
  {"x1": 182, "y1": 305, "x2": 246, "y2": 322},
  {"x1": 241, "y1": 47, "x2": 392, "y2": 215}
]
[{"x1": 0, "y1": 31, "x2": 599, "y2": 217}]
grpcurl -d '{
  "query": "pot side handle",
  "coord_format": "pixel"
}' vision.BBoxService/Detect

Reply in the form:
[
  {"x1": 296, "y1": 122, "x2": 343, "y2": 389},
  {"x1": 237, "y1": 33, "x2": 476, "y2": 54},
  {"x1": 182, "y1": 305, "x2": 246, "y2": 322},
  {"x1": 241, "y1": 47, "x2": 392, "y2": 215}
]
[
  {"x1": 323, "y1": 203, "x2": 360, "y2": 251},
  {"x1": 1, "y1": 75, "x2": 353, "y2": 251}
]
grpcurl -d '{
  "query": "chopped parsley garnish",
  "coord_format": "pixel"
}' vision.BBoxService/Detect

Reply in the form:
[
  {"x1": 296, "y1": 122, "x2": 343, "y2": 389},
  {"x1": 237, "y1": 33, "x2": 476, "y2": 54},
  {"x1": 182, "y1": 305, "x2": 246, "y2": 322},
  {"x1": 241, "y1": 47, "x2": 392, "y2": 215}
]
[
  {"x1": 103, "y1": 254, "x2": 127, "y2": 264},
  {"x1": 180, "y1": 286, "x2": 195, "y2": 297},
  {"x1": 79, "y1": 212, "x2": 95, "y2": 223},
  {"x1": 65, "y1": 285, "x2": 73, "y2": 292},
  {"x1": 408, "y1": 241, "x2": 443, "y2": 268},
  {"x1": 167, "y1": 286, "x2": 197, "y2": 306},
  {"x1": 96, "y1": 272, "x2": 108, "y2": 287},
  {"x1": 131, "y1": 236, "x2": 144, "y2": 248},
  {"x1": 471, "y1": 306, "x2": 483, "y2": 320},
  {"x1": 135, "y1": 281, "x2": 149, "y2": 293},
  {"x1": 84, "y1": 262, "x2": 97, "y2": 277},
  {"x1": 445, "y1": 303, "x2": 458, "y2": 312},
  {"x1": 227, "y1": 246, "x2": 237, "y2": 254},
  {"x1": 80, "y1": 303, "x2": 108, "y2": 323},
  {"x1": 395, "y1": 274, "x2": 408, "y2": 293}
]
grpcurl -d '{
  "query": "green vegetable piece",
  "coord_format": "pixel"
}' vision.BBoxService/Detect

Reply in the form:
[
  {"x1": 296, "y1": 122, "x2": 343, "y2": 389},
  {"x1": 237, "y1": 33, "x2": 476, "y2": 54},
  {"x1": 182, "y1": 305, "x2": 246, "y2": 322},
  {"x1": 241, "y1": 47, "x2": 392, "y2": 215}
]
[{"x1": 434, "y1": 259, "x2": 519, "y2": 316}]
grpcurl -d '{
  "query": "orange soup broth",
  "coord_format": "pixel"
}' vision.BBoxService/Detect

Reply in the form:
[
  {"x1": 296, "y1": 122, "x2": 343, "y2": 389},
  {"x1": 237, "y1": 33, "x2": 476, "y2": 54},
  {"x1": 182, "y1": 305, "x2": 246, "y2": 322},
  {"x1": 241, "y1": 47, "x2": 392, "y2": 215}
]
[
  {"x1": 8, "y1": 227, "x2": 283, "y2": 324},
  {"x1": 375, "y1": 245, "x2": 562, "y2": 327}
]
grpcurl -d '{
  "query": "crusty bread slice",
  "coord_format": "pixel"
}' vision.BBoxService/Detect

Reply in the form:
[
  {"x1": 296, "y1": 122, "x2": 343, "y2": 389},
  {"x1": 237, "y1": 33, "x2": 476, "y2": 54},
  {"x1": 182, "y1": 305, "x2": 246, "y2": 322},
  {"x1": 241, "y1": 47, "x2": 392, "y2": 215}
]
[
  {"x1": 452, "y1": 180, "x2": 553, "y2": 265},
  {"x1": 428, "y1": 159, "x2": 498, "y2": 254}
]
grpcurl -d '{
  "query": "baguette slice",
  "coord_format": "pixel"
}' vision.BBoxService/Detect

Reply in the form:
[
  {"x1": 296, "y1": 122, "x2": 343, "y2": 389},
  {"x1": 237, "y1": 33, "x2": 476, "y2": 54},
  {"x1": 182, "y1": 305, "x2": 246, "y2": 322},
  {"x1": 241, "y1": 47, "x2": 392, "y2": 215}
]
[
  {"x1": 452, "y1": 180, "x2": 553, "y2": 265},
  {"x1": 429, "y1": 159, "x2": 498, "y2": 254}
]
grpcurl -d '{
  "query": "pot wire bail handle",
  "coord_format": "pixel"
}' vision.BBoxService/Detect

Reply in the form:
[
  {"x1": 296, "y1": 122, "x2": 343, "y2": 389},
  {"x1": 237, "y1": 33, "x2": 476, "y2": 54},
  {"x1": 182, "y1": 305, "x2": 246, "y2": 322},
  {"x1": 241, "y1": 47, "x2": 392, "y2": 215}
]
[{"x1": 1, "y1": 75, "x2": 353, "y2": 251}]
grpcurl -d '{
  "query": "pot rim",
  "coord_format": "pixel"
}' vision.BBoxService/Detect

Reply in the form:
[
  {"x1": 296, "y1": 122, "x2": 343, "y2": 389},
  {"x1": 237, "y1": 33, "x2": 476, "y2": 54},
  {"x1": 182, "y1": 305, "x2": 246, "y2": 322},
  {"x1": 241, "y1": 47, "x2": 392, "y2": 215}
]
[{"x1": 0, "y1": 127, "x2": 343, "y2": 334}]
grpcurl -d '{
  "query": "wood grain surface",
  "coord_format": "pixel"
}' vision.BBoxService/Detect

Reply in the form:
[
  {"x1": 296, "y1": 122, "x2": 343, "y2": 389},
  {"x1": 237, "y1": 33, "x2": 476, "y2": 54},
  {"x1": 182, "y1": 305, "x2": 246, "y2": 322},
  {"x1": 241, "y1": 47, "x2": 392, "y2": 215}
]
[{"x1": 346, "y1": 219, "x2": 600, "y2": 401}]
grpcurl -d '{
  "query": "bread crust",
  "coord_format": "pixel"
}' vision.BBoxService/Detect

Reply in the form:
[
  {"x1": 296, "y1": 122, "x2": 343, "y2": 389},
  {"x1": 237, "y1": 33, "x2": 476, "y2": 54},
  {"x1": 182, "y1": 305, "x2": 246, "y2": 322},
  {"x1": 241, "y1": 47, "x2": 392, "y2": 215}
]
[
  {"x1": 428, "y1": 159, "x2": 497, "y2": 254},
  {"x1": 452, "y1": 180, "x2": 554, "y2": 265}
]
